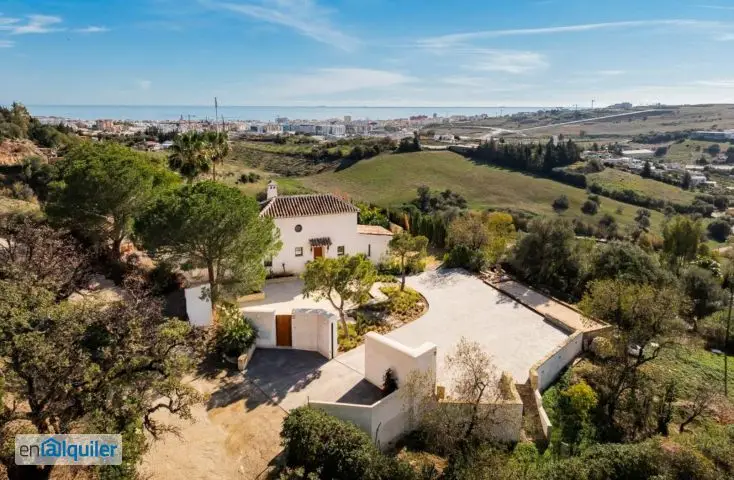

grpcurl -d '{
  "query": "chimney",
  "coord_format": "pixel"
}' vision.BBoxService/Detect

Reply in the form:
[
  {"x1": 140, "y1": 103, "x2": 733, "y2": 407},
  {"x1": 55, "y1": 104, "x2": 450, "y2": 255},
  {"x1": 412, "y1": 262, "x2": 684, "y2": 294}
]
[{"x1": 267, "y1": 180, "x2": 278, "y2": 200}]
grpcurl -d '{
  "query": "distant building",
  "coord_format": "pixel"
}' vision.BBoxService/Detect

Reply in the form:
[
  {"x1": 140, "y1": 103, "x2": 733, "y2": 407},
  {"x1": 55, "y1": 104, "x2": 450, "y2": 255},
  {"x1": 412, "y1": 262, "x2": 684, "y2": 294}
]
[
  {"x1": 344, "y1": 115, "x2": 352, "y2": 123},
  {"x1": 609, "y1": 102, "x2": 633, "y2": 110},
  {"x1": 622, "y1": 149, "x2": 655, "y2": 159},
  {"x1": 692, "y1": 131, "x2": 734, "y2": 141},
  {"x1": 690, "y1": 175, "x2": 708, "y2": 187}
]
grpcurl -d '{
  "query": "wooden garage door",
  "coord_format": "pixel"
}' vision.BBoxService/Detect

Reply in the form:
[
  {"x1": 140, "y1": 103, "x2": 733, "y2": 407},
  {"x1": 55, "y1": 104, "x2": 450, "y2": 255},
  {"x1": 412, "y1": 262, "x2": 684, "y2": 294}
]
[{"x1": 275, "y1": 315, "x2": 292, "y2": 347}]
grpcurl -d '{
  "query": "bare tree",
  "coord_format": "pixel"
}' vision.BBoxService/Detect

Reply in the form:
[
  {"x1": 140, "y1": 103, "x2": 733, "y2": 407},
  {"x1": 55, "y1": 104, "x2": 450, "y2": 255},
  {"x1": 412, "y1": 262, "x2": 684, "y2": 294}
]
[
  {"x1": 678, "y1": 383, "x2": 718, "y2": 433},
  {"x1": 401, "y1": 338, "x2": 502, "y2": 454}
]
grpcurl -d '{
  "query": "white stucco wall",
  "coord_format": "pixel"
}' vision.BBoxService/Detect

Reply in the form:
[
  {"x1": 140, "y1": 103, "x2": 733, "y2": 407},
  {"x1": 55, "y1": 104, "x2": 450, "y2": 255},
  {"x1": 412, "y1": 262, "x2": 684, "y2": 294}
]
[
  {"x1": 268, "y1": 212, "x2": 390, "y2": 274},
  {"x1": 184, "y1": 285, "x2": 212, "y2": 327},
  {"x1": 532, "y1": 331, "x2": 583, "y2": 391},
  {"x1": 310, "y1": 389, "x2": 411, "y2": 449},
  {"x1": 370, "y1": 390, "x2": 410, "y2": 447},
  {"x1": 317, "y1": 312, "x2": 338, "y2": 359},
  {"x1": 364, "y1": 332, "x2": 437, "y2": 390},
  {"x1": 292, "y1": 309, "x2": 318, "y2": 351},
  {"x1": 242, "y1": 307, "x2": 335, "y2": 358},
  {"x1": 355, "y1": 233, "x2": 392, "y2": 265},
  {"x1": 309, "y1": 401, "x2": 374, "y2": 435},
  {"x1": 243, "y1": 309, "x2": 277, "y2": 347}
]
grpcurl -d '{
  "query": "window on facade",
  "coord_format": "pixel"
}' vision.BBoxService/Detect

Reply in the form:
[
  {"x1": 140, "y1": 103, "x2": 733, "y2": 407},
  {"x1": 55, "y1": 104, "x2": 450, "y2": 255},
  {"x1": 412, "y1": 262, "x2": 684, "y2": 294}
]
[
  {"x1": 295, "y1": 247, "x2": 303, "y2": 257},
  {"x1": 337, "y1": 246, "x2": 345, "y2": 256},
  {"x1": 295, "y1": 224, "x2": 302, "y2": 232},
  {"x1": 264, "y1": 256, "x2": 273, "y2": 267}
]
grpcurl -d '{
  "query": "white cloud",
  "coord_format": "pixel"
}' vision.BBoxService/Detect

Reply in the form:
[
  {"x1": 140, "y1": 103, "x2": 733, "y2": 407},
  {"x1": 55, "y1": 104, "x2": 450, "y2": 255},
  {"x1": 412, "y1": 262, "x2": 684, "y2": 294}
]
[
  {"x1": 138, "y1": 80, "x2": 152, "y2": 90},
  {"x1": 465, "y1": 49, "x2": 548, "y2": 74},
  {"x1": 0, "y1": 40, "x2": 14, "y2": 48},
  {"x1": 420, "y1": 19, "x2": 723, "y2": 48},
  {"x1": 0, "y1": 14, "x2": 64, "y2": 35},
  {"x1": 253, "y1": 68, "x2": 414, "y2": 99},
  {"x1": 719, "y1": 33, "x2": 734, "y2": 41},
  {"x1": 75, "y1": 26, "x2": 109, "y2": 33},
  {"x1": 204, "y1": 0, "x2": 358, "y2": 50}
]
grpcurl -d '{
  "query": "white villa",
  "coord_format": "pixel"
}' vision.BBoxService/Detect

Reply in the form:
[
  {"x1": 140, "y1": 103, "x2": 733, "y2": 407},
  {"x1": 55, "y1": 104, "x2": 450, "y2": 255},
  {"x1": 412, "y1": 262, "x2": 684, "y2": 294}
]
[
  {"x1": 260, "y1": 181, "x2": 393, "y2": 275},
  {"x1": 183, "y1": 182, "x2": 393, "y2": 326}
]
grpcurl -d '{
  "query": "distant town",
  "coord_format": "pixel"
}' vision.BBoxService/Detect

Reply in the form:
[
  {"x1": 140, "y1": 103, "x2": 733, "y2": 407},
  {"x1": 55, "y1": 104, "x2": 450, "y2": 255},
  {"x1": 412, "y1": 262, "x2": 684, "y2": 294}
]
[{"x1": 35, "y1": 111, "x2": 491, "y2": 150}]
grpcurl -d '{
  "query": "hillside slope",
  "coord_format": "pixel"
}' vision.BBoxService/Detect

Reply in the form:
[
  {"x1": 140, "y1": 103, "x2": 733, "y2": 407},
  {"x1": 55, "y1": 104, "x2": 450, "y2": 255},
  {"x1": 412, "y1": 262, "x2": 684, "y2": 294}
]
[{"x1": 301, "y1": 151, "x2": 664, "y2": 231}]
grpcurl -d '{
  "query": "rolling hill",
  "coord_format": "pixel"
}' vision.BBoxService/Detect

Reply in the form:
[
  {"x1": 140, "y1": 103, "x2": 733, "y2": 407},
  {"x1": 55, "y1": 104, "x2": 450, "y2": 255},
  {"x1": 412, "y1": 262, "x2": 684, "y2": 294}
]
[{"x1": 300, "y1": 151, "x2": 665, "y2": 232}]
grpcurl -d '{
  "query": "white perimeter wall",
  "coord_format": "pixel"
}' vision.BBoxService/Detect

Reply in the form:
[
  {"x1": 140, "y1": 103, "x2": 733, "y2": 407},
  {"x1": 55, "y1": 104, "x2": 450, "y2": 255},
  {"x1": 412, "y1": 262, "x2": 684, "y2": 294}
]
[
  {"x1": 270, "y1": 212, "x2": 390, "y2": 274},
  {"x1": 243, "y1": 309, "x2": 277, "y2": 347},
  {"x1": 184, "y1": 285, "x2": 212, "y2": 327},
  {"x1": 311, "y1": 333, "x2": 437, "y2": 449},
  {"x1": 292, "y1": 308, "x2": 338, "y2": 359},
  {"x1": 532, "y1": 331, "x2": 583, "y2": 391},
  {"x1": 364, "y1": 332, "x2": 437, "y2": 390}
]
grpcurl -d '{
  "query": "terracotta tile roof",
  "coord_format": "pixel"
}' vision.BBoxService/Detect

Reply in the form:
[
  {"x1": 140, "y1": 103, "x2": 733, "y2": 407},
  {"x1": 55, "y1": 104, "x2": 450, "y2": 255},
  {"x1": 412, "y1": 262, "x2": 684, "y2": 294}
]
[
  {"x1": 261, "y1": 194, "x2": 358, "y2": 219},
  {"x1": 357, "y1": 225, "x2": 394, "y2": 236},
  {"x1": 309, "y1": 237, "x2": 332, "y2": 247}
]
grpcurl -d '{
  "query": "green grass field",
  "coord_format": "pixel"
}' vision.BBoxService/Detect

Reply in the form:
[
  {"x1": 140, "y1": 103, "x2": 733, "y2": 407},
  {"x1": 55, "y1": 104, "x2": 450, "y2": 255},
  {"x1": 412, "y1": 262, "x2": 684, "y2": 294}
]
[
  {"x1": 663, "y1": 140, "x2": 723, "y2": 164},
  {"x1": 218, "y1": 159, "x2": 310, "y2": 197},
  {"x1": 645, "y1": 343, "x2": 734, "y2": 401},
  {"x1": 587, "y1": 169, "x2": 697, "y2": 205},
  {"x1": 300, "y1": 151, "x2": 665, "y2": 232}
]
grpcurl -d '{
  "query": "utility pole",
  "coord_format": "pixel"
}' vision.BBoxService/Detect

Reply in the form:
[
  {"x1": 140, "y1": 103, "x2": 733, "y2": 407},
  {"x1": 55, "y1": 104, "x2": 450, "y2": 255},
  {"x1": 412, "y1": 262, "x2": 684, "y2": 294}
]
[
  {"x1": 727, "y1": 284, "x2": 732, "y2": 397},
  {"x1": 724, "y1": 272, "x2": 733, "y2": 397},
  {"x1": 214, "y1": 97, "x2": 219, "y2": 133},
  {"x1": 591, "y1": 99, "x2": 596, "y2": 110}
]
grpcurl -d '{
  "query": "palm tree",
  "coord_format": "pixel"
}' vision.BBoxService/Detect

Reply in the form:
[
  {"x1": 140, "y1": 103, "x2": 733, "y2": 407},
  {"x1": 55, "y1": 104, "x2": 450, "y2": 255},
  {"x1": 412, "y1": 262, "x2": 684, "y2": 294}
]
[
  {"x1": 168, "y1": 132, "x2": 210, "y2": 183},
  {"x1": 204, "y1": 130, "x2": 230, "y2": 182}
]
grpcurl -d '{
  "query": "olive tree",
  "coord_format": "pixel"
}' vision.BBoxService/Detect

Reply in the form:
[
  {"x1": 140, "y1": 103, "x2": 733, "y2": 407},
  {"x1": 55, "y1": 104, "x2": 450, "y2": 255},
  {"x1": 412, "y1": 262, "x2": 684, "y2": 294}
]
[
  {"x1": 302, "y1": 254, "x2": 377, "y2": 337},
  {"x1": 389, "y1": 231, "x2": 428, "y2": 290}
]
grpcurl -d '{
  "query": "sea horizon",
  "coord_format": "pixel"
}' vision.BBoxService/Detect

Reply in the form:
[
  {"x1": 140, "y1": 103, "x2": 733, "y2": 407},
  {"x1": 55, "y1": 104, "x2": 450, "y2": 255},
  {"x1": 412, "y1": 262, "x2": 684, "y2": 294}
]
[{"x1": 23, "y1": 105, "x2": 547, "y2": 122}]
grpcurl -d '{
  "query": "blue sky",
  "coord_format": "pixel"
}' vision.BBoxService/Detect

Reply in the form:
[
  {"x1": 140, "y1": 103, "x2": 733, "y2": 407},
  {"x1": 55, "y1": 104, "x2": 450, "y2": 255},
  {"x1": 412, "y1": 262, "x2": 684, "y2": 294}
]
[{"x1": 1, "y1": 0, "x2": 733, "y2": 106}]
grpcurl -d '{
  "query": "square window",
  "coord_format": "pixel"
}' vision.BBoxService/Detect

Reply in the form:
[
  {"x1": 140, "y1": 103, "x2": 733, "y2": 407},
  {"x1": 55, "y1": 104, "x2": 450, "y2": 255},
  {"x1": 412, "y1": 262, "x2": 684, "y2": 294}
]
[
  {"x1": 337, "y1": 246, "x2": 345, "y2": 256},
  {"x1": 264, "y1": 256, "x2": 273, "y2": 267},
  {"x1": 295, "y1": 247, "x2": 303, "y2": 257}
]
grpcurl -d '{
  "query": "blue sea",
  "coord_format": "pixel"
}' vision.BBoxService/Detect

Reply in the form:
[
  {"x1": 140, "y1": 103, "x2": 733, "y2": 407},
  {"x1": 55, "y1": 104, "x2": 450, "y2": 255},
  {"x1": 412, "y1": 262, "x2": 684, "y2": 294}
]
[{"x1": 25, "y1": 105, "x2": 544, "y2": 122}]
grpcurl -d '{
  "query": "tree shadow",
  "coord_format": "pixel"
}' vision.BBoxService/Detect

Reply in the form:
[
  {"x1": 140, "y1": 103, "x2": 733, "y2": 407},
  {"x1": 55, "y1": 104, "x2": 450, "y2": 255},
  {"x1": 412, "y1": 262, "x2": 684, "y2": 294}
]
[{"x1": 207, "y1": 349, "x2": 332, "y2": 411}]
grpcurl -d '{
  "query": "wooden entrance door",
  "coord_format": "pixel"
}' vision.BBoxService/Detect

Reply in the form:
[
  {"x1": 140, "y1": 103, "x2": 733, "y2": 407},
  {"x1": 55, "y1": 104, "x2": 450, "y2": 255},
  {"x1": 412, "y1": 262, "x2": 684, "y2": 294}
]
[
  {"x1": 275, "y1": 315, "x2": 292, "y2": 347},
  {"x1": 313, "y1": 246, "x2": 324, "y2": 259}
]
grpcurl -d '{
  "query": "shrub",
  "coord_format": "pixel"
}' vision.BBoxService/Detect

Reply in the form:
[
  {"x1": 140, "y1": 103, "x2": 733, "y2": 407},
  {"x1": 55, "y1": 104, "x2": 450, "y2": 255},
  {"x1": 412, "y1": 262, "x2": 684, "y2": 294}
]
[
  {"x1": 382, "y1": 368, "x2": 398, "y2": 397},
  {"x1": 10, "y1": 181, "x2": 35, "y2": 202},
  {"x1": 552, "y1": 195, "x2": 570, "y2": 212},
  {"x1": 707, "y1": 219, "x2": 731, "y2": 242},
  {"x1": 378, "y1": 255, "x2": 426, "y2": 276},
  {"x1": 281, "y1": 407, "x2": 413, "y2": 480},
  {"x1": 213, "y1": 304, "x2": 258, "y2": 357},
  {"x1": 581, "y1": 199, "x2": 599, "y2": 215},
  {"x1": 378, "y1": 286, "x2": 424, "y2": 320},
  {"x1": 443, "y1": 244, "x2": 486, "y2": 272}
]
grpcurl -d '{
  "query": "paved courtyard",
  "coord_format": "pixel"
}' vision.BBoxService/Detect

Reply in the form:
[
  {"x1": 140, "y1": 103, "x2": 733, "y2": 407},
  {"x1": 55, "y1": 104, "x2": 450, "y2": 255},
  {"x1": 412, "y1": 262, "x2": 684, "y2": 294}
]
[
  {"x1": 338, "y1": 269, "x2": 569, "y2": 387},
  {"x1": 241, "y1": 278, "x2": 340, "y2": 315}
]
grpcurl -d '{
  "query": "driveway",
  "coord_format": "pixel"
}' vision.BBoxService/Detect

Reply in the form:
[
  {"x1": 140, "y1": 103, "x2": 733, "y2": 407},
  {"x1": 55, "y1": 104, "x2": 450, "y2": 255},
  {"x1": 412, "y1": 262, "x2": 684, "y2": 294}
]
[
  {"x1": 338, "y1": 269, "x2": 569, "y2": 387},
  {"x1": 245, "y1": 349, "x2": 382, "y2": 410}
]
